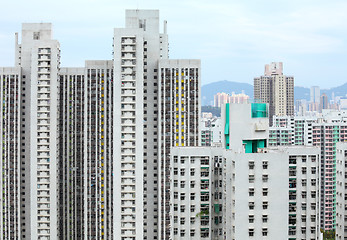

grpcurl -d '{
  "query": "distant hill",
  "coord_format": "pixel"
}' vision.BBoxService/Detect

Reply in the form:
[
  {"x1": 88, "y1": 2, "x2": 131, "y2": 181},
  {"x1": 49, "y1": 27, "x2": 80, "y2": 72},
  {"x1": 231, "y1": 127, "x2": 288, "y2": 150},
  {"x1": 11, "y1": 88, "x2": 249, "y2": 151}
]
[
  {"x1": 202, "y1": 80, "x2": 347, "y2": 106},
  {"x1": 201, "y1": 106, "x2": 221, "y2": 117},
  {"x1": 322, "y1": 83, "x2": 347, "y2": 98}
]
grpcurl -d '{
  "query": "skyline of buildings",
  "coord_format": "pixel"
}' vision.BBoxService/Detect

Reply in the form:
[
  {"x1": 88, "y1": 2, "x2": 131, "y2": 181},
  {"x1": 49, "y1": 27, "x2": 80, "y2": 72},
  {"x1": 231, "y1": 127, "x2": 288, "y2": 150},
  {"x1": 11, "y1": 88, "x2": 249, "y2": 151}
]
[{"x1": 3, "y1": 8, "x2": 347, "y2": 240}]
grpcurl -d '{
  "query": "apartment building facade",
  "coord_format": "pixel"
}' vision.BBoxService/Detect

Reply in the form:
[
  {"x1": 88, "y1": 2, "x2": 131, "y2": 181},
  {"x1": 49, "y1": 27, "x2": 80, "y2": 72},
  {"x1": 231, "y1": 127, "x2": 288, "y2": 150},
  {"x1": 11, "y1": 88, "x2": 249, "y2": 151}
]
[
  {"x1": 254, "y1": 62, "x2": 294, "y2": 124},
  {"x1": 0, "y1": 67, "x2": 21, "y2": 239},
  {"x1": 170, "y1": 103, "x2": 320, "y2": 239},
  {"x1": 335, "y1": 142, "x2": 347, "y2": 239},
  {"x1": 269, "y1": 112, "x2": 347, "y2": 231},
  {"x1": 0, "y1": 10, "x2": 200, "y2": 240}
]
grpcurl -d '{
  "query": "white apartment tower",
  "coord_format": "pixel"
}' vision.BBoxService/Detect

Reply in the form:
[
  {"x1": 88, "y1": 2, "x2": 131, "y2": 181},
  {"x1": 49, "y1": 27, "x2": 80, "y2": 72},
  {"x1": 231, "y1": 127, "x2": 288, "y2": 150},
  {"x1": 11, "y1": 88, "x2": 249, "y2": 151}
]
[
  {"x1": 113, "y1": 10, "x2": 200, "y2": 240},
  {"x1": 336, "y1": 142, "x2": 347, "y2": 239},
  {"x1": 14, "y1": 23, "x2": 61, "y2": 239}
]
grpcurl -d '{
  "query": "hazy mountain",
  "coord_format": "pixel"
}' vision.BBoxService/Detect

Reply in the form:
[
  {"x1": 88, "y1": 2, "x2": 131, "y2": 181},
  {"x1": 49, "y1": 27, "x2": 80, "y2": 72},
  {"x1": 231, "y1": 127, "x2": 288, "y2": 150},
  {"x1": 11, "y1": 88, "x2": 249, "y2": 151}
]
[{"x1": 202, "y1": 80, "x2": 347, "y2": 106}]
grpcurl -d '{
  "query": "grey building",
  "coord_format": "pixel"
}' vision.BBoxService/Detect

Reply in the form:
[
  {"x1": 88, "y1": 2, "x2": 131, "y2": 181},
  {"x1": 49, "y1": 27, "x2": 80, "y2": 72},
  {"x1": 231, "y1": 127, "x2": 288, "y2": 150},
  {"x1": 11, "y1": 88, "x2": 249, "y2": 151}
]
[
  {"x1": 0, "y1": 9, "x2": 200, "y2": 240},
  {"x1": 170, "y1": 103, "x2": 320, "y2": 239},
  {"x1": 254, "y1": 62, "x2": 294, "y2": 124}
]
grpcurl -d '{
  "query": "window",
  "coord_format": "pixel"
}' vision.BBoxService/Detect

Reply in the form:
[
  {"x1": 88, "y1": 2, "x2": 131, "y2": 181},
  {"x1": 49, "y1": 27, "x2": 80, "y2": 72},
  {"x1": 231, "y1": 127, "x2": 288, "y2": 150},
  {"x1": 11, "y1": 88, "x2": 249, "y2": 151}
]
[
  {"x1": 190, "y1": 169, "x2": 195, "y2": 176},
  {"x1": 190, "y1": 181, "x2": 195, "y2": 188},
  {"x1": 301, "y1": 227, "x2": 306, "y2": 234},
  {"x1": 174, "y1": 168, "x2": 178, "y2": 175},
  {"x1": 262, "y1": 228, "x2": 268, "y2": 236},
  {"x1": 262, "y1": 215, "x2": 268, "y2": 223},
  {"x1": 249, "y1": 188, "x2": 255, "y2": 196},
  {"x1": 302, "y1": 167, "x2": 307, "y2": 174},
  {"x1": 249, "y1": 175, "x2": 255, "y2": 183},
  {"x1": 33, "y1": 32, "x2": 40, "y2": 40},
  {"x1": 180, "y1": 205, "x2": 185, "y2": 212},
  {"x1": 249, "y1": 161, "x2": 254, "y2": 169},
  {"x1": 180, "y1": 169, "x2": 185, "y2": 176},
  {"x1": 262, "y1": 174, "x2": 268, "y2": 182},
  {"x1": 249, "y1": 229, "x2": 254, "y2": 237},
  {"x1": 263, "y1": 202, "x2": 268, "y2": 210},
  {"x1": 190, "y1": 193, "x2": 195, "y2": 201},
  {"x1": 302, "y1": 179, "x2": 307, "y2": 187},
  {"x1": 249, "y1": 215, "x2": 254, "y2": 223},
  {"x1": 174, "y1": 216, "x2": 178, "y2": 223},
  {"x1": 180, "y1": 181, "x2": 185, "y2": 188},
  {"x1": 190, "y1": 229, "x2": 195, "y2": 237},
  {"x1": 180, "y1": 193, "x2": 185, "y2": 201},
  {"x1": 311, "y1": 167, "x2": 316, "y2": 174},
  {"x1": 190, "y1": 205, "x2": 195, "y2": 212},
  {"x1": 262, "y1": 188, "x2": 268, "y2": 196},
  {"x1": 174, "y1": 180, "x2": 178, "y2": 187},
  {"x1": 249, "y1": 202, "x2": 255, "y2": 210},
  {"x1": 190, "y1": 217, "x2": 195, "y2": 224},
  {"x1": 180, "y1": 217, "x2": 185, "y2": 225},
  {"x1": 174, "y1": 228, "x2": 178, "y2": 235},
  {"x1": 180, "y1": 229, "x2": 185, "y2": 237},
  {"x1": 174, "y1": 192, "x2": 178, "y2": 199},
  {"x1": 263, "y1": 161, "x2": 268, "y2": 169}
]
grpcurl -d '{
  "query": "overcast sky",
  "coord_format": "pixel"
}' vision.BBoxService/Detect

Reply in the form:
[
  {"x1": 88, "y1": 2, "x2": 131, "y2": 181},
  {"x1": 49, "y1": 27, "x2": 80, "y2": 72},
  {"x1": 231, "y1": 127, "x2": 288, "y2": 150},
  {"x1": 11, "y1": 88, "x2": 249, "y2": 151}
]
[{"x1": 1, "y1": 0, "x2": 347, "y2": 88}]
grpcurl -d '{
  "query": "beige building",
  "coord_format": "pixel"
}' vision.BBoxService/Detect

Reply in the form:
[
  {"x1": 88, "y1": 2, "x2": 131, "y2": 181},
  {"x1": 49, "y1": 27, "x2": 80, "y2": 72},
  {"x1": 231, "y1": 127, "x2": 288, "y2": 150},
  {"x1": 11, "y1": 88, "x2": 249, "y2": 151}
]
[{"x1": 254, "y1": 62, "x2": 294, "y2": 123}]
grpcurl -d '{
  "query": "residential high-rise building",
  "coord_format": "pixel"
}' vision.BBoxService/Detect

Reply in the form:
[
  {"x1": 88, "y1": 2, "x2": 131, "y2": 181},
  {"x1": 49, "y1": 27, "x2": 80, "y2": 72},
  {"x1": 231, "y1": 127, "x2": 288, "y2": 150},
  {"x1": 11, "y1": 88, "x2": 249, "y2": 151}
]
[
  {"x1": 214, "y1": 92, "x2": 229, "y2": 107},
  {"x1": 270, "y1": 112, "x2": 347, "y2": 231},
  {"x1": 0, "y1": 67, "x2": 21, "y2": 239},
  {"x1": 254, "y1": 62, "x2": 294, "y2": 123},
  {"x1": 0, "y1": 9, "x2": 200, "y2": 240},
  {"x1": 170, "y1": 103, "x2": 320, "y2": 239},
  {"x1": 213, "y1": 92, "x2": 249, "y2": 107},
  {"x1": 320, "y1": 93, "x2": 329, "y2": 112},
  {"x1": 336, "y1": 142, "x2": 347, "y2": 239},
  {"x1": 310, "y1": 86, "x2": 320, "y2": 104},
  {"x1": 15, "y1": 23, "x2": 61, "y2": 239}
]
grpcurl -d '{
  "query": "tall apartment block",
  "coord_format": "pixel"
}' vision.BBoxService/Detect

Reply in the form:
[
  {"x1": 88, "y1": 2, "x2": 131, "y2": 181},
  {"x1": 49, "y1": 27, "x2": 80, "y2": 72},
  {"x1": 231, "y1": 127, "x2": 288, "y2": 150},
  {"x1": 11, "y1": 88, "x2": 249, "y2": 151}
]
[
  {"x1": 58, "y1": 61, "x2": 114, "y2": 239},
  {"x1": 335, "y1": 142, "x2": 347, "y2": 239},
  {"x1": 0, "y1": 67, "x2": 21, "y2": 239},
  {"x1": 13, "y1": 23, "x2": 61, "y2": 239},
  {"x1": 269, "y1": 112, "x2": 347, "y2": 230},
  {"x1": 254, "y1": 62, "x2": 294, "y2": 124},
  {"x1": 310, "y1": 86, "x2": 320, "y2": 104},
  {"x1": 271, "y1": 116, "x2": 316, "y2": 146},
  {"x1": 0, "y1": 10, "x2": 200, "y2": 240},
  {"x1": 158, "y1": 59, "x2": 201, "y2": 239},
  {"x1": 170, "y1": 103, "x2": 320, "y2": 239}
]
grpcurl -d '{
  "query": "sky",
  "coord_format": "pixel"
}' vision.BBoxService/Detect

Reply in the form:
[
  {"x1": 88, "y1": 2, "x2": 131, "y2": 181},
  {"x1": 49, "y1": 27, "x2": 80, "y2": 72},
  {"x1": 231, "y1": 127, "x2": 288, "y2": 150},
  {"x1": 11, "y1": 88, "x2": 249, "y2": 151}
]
[{"x1": 1, "y1": 0, "x2": 347, "y2": 88}]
